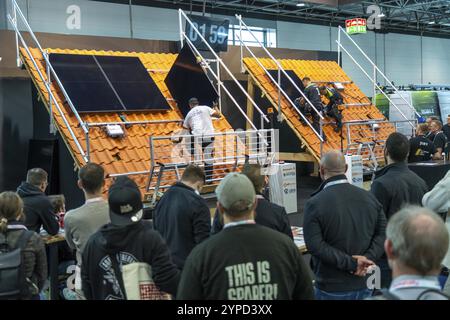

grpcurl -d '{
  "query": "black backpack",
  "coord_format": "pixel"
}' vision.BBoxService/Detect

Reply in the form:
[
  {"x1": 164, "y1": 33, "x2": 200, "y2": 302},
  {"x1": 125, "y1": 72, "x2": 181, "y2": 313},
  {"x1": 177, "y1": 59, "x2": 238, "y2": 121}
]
[{"x1": 0, "y1": 230, "x2": 34, "y2": 299}]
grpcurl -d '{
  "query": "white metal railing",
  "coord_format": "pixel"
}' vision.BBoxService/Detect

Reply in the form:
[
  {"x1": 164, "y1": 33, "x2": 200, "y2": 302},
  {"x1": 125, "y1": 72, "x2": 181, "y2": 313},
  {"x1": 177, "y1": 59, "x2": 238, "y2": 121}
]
[
  {"x1": 178, "y1": 9, "x2": 269, "y2": 132},
  {"x1": 7, "y1": 0, "x2": 89, "y2": 162},
  {"x1": 146, "y1": 129, "x2": 278, "y2": 204},
  {"x1": 341, "y1": 118, "x2": 417, "y2": 170},
  {"x1": 235, "y1": 14, "x2": 325, "y2": 143},
  {"x1": 336, "y1": 25, "x2": 419, "y2": 129}
]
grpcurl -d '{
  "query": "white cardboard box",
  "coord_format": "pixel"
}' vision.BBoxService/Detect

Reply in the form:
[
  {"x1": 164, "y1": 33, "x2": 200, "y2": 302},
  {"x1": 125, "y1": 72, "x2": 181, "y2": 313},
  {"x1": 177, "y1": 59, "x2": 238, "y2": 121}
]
[
  {"x1": 345, "y1": 155, "x2": 364, "y2": 188},
  {"x1": 269, "y1": 163, "x2": 297, "y2": 214}
]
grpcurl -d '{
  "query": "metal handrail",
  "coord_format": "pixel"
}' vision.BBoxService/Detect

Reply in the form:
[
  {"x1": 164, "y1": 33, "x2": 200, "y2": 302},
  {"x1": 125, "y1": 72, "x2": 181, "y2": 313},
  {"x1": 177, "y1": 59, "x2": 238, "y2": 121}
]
[
  {"x1": 235, "y1": 33, "x2": 324, "y2": 141},
  {"x1": 7, "y1": 0, "x2": 89, "y2": 164},
  {"x1": 86, "y1": 119, "x2": 184, "y2": 127},
  {"x1": 344, "y1": 119, "x2": 417, "y2": 159},
  {"x1": 8, "y1": 0, "x2": 88, "y2": 135},
  {"x1": 235, "y1": 14, "x2": 325, "y2": 143},
  {"x1": 179, "y1": 10, "x2": 269, "y2": 130},
  {"x1": 147, "y1": 129, "x2": 277, "y2": 192},
  {"x1": 154, "y1": 128, "x2": 274, "y2": 140},
  {"x1": 7, "y1": 5, "x2": 88, "y2": 163},
  {"x1": 336, "y1": 41, "x2": 416, "y2": 129},
  {"x1": 337, "y1": 25, "x2": 420, "y2": 121}
]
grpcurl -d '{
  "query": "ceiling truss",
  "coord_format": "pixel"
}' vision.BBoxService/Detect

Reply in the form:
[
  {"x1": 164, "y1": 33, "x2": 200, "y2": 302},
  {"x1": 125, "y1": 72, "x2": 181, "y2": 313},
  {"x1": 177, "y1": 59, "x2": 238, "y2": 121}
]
[{"x1": 142, "y1": 0, "x2": 450, "y2": 37}]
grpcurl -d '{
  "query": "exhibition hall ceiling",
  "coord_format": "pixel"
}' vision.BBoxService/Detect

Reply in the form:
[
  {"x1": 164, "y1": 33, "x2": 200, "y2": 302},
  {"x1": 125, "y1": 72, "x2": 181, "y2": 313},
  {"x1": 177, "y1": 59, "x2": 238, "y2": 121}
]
[{"x1": 95, "y1": 0, "x2": 450, "y2": 38}]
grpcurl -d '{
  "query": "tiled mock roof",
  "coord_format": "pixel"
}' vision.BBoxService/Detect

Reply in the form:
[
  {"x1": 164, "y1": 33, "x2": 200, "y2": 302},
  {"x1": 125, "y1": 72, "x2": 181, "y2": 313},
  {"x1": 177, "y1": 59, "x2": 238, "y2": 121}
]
[
  {"x1": 20, "y1": 47, "x2": 235, "y2": 195},
  {"x1": 244, "y1": 57, "x2": 395, "y2": 163}
]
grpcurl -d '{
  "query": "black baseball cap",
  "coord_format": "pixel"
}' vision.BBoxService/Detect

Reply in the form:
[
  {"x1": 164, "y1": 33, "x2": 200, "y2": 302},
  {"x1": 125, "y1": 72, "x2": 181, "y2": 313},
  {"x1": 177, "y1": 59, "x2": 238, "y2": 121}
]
[{"x1": 108, "y1": 176, "x2": 143, "y2": 226}]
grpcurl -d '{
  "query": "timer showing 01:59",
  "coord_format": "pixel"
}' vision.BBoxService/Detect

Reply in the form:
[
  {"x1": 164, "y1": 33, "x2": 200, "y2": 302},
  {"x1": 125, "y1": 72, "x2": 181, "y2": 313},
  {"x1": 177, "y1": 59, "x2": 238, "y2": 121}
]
[{"x1": 188, "y1": 22, "x2": 228, "y2": 45}]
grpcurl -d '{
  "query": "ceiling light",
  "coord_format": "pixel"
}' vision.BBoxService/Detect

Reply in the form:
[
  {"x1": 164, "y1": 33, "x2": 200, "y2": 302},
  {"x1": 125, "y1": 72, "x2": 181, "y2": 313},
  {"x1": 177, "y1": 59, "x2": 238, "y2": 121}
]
[
  {"x1": 428, "y1": 21, "x2": 436, "y2": 25},
  {"x1": 296, "y1": 3, "x2": 305, "y2": 7},
  {"x1": 378, "y1": 13, "x2": 385, "y2": 18}
]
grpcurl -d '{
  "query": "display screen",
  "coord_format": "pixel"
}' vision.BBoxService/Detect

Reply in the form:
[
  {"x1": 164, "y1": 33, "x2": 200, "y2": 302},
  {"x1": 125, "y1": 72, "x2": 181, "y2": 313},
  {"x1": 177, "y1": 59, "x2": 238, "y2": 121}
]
[{"x1": 185, "y1": 15, "x2": 230, "y2": 52}]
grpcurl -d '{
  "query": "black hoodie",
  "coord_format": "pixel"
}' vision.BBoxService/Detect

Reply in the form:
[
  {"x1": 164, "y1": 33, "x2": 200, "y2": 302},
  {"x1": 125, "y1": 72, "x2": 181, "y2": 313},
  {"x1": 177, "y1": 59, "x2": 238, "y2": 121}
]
[
  {"x1": 81, "y1": 220, "x2": 180, "y2": 300},
  {"x1": 17, "y1": 182, "x2": 59, "y2": 235}
]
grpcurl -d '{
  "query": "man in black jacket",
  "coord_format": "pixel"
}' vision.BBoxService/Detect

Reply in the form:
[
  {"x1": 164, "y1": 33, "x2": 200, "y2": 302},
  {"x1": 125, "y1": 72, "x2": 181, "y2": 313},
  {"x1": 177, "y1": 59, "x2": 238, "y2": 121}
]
[
  {"x1": 296, "y1": 77, "x2": 326, "y2": 141},
  {"x1": 319, "y1": 85, "x2": 343, "y2": 132},
  {"x1": 81, "y1": 176, "x2": 180, "y2": 300},
  {"x1": 16, "y1": 168, "x2": 59, "y2": 235},
  {"x1": 371, "y1": 132, "x2": 428, "y2": 288},
  {"x1": 211, "y1": 163, "x2": 293, "y2": 239},
  {"x1": 153, "y1": 164, "x2": 210, "y2": 270},
  {"x1": 304, "y1": 151, "x2": 386, "y2": 300},
  {"x1": 177, "y1": 173, "x2": 314, "y2": 300}
]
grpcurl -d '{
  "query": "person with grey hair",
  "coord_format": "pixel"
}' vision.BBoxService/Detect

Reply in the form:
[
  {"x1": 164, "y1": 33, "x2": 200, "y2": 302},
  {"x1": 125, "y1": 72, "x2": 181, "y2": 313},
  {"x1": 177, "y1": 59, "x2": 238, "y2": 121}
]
[
  {"x1": 304, "y1": 150, "x2": 387, "y2": 300},
  {"x1": 16, "y1": 168, "x2": 59, "y2": 235},
  {"x1": 177, "y1": 172, "x2": 314, "y2": 300},
  {"x1": 375, "y1": 206, "x2": 449, "y2": 300}
]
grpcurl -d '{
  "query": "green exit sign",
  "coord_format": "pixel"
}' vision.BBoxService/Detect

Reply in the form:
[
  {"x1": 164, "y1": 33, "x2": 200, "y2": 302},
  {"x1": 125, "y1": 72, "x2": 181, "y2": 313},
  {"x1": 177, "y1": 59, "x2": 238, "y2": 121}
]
[{"x1": 346, "y1": 18, "x2": 367, "y2": 35}]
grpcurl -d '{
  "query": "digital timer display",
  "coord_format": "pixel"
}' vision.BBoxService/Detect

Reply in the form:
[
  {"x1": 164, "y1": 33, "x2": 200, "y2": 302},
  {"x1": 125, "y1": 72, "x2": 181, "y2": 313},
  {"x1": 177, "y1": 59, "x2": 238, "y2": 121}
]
[{"x1": 185, "y1": 16, "x2": 230, "y2": 52}]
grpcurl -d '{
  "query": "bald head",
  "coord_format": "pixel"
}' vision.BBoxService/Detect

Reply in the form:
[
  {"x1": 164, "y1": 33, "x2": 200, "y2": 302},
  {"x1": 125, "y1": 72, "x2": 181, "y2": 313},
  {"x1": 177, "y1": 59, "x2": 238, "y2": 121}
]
[
  {"x1": 320, "y1": 151, "x2": 347, "y2": 180},
  {"x1": 386, "y1": 206, "x2": 449, "y2": 276}
]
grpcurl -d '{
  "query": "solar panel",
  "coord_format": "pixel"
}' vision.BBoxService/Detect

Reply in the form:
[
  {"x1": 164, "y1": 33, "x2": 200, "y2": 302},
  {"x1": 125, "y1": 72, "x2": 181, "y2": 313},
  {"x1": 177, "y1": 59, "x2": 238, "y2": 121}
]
[
  {"x1": 267, "y1": 69, "x2": 305, "y2": 103},
  {"x1": 165, "y1": 45, "x2": 218, "y2": 117},
  {"x1": 50, "y1": 54, "x2": 123, "y2": 112},
  {"x1": 49, "y1": 53, "x2": 171, "y2": 113}
]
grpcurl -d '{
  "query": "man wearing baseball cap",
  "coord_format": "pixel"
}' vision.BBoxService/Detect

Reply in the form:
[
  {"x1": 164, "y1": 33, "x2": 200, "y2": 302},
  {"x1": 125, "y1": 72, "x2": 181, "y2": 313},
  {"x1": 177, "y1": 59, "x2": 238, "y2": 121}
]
[
  {"x1": 177, "y1": 172, "x2": 314, "y2": 300},
  {"x1": 81, "y1": 176, "x2": 180, "y2": 300}
]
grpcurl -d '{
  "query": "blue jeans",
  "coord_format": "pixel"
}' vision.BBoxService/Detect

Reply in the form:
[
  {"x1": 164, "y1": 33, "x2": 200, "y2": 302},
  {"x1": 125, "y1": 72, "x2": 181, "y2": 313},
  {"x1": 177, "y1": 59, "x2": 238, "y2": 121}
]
[{"x1": 315, "y1": 287, "x2": 373, "y2": 300}]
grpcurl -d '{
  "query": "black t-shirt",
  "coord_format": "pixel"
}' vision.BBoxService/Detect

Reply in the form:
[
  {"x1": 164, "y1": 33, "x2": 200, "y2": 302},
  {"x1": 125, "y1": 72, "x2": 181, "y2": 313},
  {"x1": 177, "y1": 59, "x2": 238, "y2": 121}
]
[
  {"x1": 177, "y1": 224, "x2": 314, "y2": 300},
  {"x1": 433, "y1": 131, "x2": 447, "y2": 152},
  {"x1": 408, "y1": 135, "x2": 436, "y2": 163}
]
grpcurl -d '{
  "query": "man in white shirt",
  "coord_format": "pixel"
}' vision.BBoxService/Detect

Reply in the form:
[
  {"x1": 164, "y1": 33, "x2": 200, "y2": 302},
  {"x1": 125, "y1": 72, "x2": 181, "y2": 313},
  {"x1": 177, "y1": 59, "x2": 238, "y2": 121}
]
[
  {"x1": 64, "y1": 163, "x2": 110, "y2": 299},
  {"x1": 182, "y1": 97, "x2": 221, "y2": 182}
]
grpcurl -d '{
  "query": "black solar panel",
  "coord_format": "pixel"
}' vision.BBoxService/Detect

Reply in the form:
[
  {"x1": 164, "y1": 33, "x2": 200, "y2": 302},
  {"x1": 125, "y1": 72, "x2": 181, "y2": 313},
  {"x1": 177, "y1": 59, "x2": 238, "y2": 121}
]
[
  {"x1": 267, "y1": 69, "x2": 305, "y2": 103},
  {"x1": 49, "y1": 53, "x2": 171, "y2": 113},
  {"x1": 165, "y1": 45, "x2": 218, "y2": 117}
]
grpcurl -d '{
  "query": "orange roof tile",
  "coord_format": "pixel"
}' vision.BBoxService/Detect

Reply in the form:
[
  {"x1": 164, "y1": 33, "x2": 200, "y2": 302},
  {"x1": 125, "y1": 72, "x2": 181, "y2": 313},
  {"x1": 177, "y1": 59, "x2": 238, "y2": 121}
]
[
  {"x1": 243, "y1": 57, "x2": 395, "y2": 163},
  {"x1": 21, "y1": 47, "x2": 235, "y2": 195}
]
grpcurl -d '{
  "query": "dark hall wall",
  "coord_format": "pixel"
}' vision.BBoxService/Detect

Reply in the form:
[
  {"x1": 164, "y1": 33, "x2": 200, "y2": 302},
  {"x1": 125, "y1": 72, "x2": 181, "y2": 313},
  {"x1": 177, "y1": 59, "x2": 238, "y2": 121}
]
[
  {"x1": 0, "y1": 78, "x2": 33, "y2": 191},
  {"x1": 31, "y1": 86, "x2": 84, "y2": 210}
]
